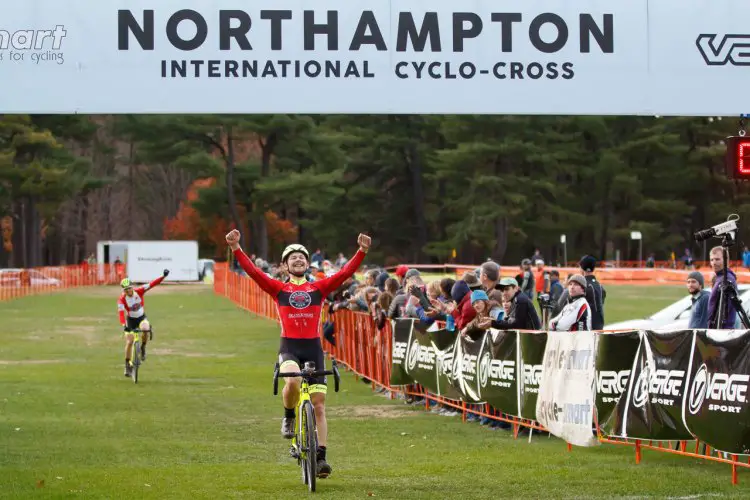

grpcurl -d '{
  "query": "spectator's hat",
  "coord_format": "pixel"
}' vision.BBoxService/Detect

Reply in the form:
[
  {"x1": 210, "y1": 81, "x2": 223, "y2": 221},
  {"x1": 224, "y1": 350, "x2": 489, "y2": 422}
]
[
  {"x1": 470, "y1": 290, "x2": 489, "y2": 304},
  {"x1": 405, "y1": 269, "x2": 421, "y2": 280},
  {"x1": 579, "y1": 255, "x2": 597, "y2": 272},
  {"x1": 687, "y1": 271, "x2": 705, "y2": 288},
  {"x1": 496, "y1": 277, "x2": 518, "y2": 289},
  {"x1": 567, "y1": 274, "x2": 587, "y2": 289},
  {"x1": 521, "y1": 258, "x2": 532, "y2": 266},
  {"x1": 395, "y1": 265, "x2": 409, "y2": 278}
]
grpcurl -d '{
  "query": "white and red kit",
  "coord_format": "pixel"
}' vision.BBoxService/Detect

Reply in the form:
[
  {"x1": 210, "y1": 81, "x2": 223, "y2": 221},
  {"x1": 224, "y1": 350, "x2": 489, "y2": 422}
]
[
  {"x1": 117, "y1": 276, "x2": 165, "y2": 325},
  {"x1": 549, "y1": 296, "x2": 592, "y2": 332}
]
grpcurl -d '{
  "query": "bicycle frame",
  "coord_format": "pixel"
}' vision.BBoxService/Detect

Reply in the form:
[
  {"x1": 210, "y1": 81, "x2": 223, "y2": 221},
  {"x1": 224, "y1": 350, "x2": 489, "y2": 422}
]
[{"x1": 272, "y1": 359, "x2": 341, "y2": 491}]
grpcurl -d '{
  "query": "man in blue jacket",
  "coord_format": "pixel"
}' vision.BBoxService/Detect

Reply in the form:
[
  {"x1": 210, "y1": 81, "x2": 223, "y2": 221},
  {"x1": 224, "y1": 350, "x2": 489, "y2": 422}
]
[
  {"x1": 687, "y1": 271, "x2": 710, "y2": 329},
  {"x1": 707, "y1": 247, "x2": 737, "y2": 329}
]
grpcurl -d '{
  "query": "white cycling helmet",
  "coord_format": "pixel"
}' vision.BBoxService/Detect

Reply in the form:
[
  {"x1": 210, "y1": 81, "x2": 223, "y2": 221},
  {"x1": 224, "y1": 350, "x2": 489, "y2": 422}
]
[{"x1": 281, "y1": 244, "x2": 310, "y2": 263}]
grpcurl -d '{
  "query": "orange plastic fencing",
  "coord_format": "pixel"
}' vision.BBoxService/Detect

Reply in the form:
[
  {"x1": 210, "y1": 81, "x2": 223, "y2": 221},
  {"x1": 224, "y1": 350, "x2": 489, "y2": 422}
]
[
  {"x1": 0, "y1": 263, "x2": 123, "y2": 301},
  {"x1": 215, "y1": 262, "x2": 750, "y2": 485}
]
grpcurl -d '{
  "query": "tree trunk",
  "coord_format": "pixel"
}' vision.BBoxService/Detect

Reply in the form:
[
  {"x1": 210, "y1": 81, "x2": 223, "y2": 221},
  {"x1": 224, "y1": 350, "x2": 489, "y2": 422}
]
[
  {"x1": 297, "y1": 204, "x2": 306, "y2": 246},
  {"x1": 27, "y1": 196, "x2": 42, "y2": 267},
  {"x1": 256, "y1": 132, "x2": 278, "y2": 260},
  {"x1": 494, "y1": 216, "x2": 509, "y2": 264},
  {"x1": 599, "y1": 178, "x2": 612, "y2": 261},
  {"x1": 224, "y1": 127, "x2": 246, "y2": 249}
]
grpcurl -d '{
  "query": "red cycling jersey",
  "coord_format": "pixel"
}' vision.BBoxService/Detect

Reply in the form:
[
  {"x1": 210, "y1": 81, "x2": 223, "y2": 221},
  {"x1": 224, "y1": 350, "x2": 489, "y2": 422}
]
[
  {"x1": 233, "y1": 248, "x2": 366, "y2": 339},
  {"x1": 117, "y1": 276, "x2": 165, "y2": 325}
]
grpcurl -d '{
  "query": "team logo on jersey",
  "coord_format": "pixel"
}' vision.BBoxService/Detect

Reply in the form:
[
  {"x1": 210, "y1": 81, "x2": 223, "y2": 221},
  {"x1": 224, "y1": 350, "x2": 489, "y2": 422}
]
[{"x1": 289, "y1": 291, "x2": 312, "y2": 309}]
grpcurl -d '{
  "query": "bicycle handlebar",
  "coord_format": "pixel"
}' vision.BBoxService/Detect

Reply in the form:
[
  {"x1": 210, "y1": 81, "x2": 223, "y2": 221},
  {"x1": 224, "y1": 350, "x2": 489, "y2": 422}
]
[{"x1": 273, "y1": 359, "x2": 341, "y2": 395}]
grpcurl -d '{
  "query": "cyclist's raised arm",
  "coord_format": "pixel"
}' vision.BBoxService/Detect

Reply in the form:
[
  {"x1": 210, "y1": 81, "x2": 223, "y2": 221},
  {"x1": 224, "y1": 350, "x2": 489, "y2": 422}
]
[
  {"x1": 317, "y1": 234, "x2": 371, "y2": 296},
  {"x1": 141, "y1": 270, "x2": 169, "y2": 294},
  {"x1": 227, "y1": 229, "x2": 283, "y2": 296}
]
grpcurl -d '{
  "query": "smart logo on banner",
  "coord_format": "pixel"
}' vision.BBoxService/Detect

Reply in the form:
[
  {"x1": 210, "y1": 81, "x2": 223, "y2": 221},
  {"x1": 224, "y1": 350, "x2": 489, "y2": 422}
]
[
  {"x1": 0, "y1": 25, "x2": 66, "y2": 65},
  {"x1": 117, "y1": 3, "x2": 614, "y2": 81}
]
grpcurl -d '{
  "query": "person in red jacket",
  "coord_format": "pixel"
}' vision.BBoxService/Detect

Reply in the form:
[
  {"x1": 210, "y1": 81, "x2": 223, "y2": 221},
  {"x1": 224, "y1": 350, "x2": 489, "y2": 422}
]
[
  {"x1": 225, "y1": 228, "x2": 370, "y2": 480},
  {"x1": 117, "y1": 270, "x2": 168, "y2": 377}
]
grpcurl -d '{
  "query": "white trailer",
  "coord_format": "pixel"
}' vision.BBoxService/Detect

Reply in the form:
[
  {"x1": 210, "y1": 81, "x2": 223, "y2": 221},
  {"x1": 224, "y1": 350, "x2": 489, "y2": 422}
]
[{"x1": 96, "y1": 240, "x2": 199, "y2": 282}]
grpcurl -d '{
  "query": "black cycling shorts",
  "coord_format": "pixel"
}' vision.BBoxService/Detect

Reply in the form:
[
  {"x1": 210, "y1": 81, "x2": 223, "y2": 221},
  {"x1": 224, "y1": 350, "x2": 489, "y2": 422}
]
[
  {"x1": 278, "y1": 337, "x2": 327, "y2": 389},
  {"x1": 126, "y1": 315, "x2": 147, "y2": 331}
]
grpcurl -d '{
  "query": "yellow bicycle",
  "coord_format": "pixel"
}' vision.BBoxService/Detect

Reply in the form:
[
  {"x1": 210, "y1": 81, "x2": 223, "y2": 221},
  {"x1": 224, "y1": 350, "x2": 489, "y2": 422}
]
[
  {"x1": 125, "y1": 326, "x2": 152, "y2": 384},
  {"x1": 273, "y1": 359, "x2": 340, "y2": 493}
]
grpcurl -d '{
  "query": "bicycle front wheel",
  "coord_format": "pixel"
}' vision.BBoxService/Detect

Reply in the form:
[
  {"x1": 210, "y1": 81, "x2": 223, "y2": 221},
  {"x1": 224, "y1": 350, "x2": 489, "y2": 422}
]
[
  {"x1": 303, "y1": 401, "x2": 318, "y2": 492},
  {"x1": 132, "y1": 340, "x2": 141, "y2": 384}
]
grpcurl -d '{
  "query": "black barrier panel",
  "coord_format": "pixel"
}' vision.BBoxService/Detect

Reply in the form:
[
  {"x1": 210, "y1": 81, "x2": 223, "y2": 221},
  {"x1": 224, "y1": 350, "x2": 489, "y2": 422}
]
[
  {"x1": 477, "y1": 330, "x2": 519, "y2": 416},
  {"x1": 596, "y1": 330, "x2": 641, "y2": 434},
  {"x1": 613, "y1": 329, "x2": 695, "y2": 440},
  {"x1": 684, "y1": 329, "x2": 750, "y2": 454},
  {"x1": 390, "y1": 319, "x2": 413, "y2": 386},
  {"x1": 519, "y1": 331, "x2": 547, "y2": 420}
]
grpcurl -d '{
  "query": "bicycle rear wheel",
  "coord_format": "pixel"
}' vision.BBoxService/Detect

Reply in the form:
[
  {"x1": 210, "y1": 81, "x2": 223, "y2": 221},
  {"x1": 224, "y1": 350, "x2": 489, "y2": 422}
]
[
  {"x1": 303, "y1": 401, "x2": 318, "y2": 492},
  {"x1": 132, "y1": 340, "x2": 141, "y2": 384}
]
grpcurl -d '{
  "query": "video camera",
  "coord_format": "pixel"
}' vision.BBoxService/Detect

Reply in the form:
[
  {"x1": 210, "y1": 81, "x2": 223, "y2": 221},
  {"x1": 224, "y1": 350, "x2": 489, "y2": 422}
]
[
  {"x1": 537, "y1": 293, "x2": 554, "y2": 310},
  {"x1": 694, "y1": 214, "x2": 739, "y2": 244}
]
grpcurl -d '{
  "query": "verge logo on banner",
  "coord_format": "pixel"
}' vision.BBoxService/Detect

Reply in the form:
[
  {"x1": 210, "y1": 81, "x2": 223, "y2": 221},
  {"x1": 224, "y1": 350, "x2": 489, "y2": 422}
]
[
  {"x1": 696, "y1": 34, "x2": 750, "y2": 66},
  {"x1": 536, "y1": 331, "x2": 599, "y2": 447},
  {"x1": 389, "y1": 319, "x2": 413, "y2": 386},
  {"x1": 683, "y1": 329, "x2": 750, "y2": 454},
  {"x1": 614, "y1": 330, "x2": 694, "y2": 440}
]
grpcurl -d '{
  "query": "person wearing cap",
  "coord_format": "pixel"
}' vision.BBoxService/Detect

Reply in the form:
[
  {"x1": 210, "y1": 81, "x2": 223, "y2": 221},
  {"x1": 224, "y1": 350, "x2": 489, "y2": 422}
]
[
  {"x1": 394, "y1": 265, "x2": 410, "y2": 286},
  {"x1": 479, "y1": 277, "x2": 541, "y2": 331},
  {"x1": 580, "y1": 255, "x2": 606, "y2": 329},
  {"x1": 557, "y1": 255, "x2": 607, "y2": 329},
  {"x1": 549, "y1": 275, "x2": 592, "y2": 331},
  {"x1": 687, "y1": 271, "x2": 710, "y2": 329},
  {"x1": 461, "y1": 290, "x2": 493, "y2": 340},
  {"x1": 517, "y1": 259, "x2": 536, "y2": 300}
]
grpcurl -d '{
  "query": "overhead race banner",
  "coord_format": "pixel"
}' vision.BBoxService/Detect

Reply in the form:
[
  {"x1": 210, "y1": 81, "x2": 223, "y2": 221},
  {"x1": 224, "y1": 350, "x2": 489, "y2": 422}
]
[
  {"x1": 536, "y1": 331, "x2": 599, "y2": 447},
  {"x1": 1, "y1": 0, "x2": 749, "y2": 114}
]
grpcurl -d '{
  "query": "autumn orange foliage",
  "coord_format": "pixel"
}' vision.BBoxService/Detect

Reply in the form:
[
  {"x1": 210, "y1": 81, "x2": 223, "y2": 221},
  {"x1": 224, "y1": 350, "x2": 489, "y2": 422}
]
[{"x1": 164, "y1": 176, "x2": 298, "y2": 258}]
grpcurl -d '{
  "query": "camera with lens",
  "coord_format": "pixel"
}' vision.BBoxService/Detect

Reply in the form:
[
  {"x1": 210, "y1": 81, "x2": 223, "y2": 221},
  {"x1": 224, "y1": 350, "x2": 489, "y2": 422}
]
[{"x1": 538, "y1": 293, "x2": 553, "y2": 309}]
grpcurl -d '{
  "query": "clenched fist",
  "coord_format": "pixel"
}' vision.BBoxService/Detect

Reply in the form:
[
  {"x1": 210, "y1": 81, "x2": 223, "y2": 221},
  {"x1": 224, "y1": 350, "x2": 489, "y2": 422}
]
[
  {"x1": 357, "y1": 233, "x2": 372, "y2": 253},
  {"x1": 226, "y1": 229, "x2": 241, "y2": 250}
]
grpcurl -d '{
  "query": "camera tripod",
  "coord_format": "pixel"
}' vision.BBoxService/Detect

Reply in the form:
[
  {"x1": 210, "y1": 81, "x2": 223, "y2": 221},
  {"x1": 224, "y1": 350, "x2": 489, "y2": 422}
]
[{"x1": 713, "y1": 235, "x2": 750, "y2": 329}]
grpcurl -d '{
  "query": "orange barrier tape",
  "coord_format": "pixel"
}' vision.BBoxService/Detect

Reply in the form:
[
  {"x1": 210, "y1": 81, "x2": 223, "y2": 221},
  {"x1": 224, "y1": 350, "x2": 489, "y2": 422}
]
[
  {"x1": 0, "y1": 264, "x2": 123, "y2": 301},
  {"x1": 215, "y1": 262, "x2": 750, "y2": 485}
]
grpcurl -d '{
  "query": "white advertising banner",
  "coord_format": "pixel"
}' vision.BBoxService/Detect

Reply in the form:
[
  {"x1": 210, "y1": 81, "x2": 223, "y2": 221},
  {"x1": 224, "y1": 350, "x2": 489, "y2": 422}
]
[
  {"x1": 0, "y1": 0, "x2": 748, "y2": 115},
  {"x1": 536, "y1": 331, "x2": 599, "y2": 447}
]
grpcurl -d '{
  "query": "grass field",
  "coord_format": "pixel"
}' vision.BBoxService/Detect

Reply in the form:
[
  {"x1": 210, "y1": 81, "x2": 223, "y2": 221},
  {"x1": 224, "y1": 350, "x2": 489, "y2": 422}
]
[{"x1": 2, "y1": 284, "x2": 748, "y2": 499}]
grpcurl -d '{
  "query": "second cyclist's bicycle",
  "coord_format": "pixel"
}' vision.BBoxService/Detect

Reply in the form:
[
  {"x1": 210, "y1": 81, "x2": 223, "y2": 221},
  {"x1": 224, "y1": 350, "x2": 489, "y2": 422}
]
[
  {"x1": 125, "y1": 326, "x2": 152, "y2": 384},
  {"x1": 273, "y1": 359, "x2": 340, "y2": 493}
]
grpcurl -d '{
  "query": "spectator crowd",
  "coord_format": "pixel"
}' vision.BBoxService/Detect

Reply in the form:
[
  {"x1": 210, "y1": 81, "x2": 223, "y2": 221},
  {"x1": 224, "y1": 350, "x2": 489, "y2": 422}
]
[{"x1": 231, "y1": 244, "x2": 742, "y2": 428}]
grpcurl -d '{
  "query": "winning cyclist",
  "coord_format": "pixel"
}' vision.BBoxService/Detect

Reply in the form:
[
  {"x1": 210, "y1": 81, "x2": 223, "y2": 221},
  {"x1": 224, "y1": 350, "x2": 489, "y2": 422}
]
[
  {"x1": 225, "y1": 229, "x2": 370, "y2": 479},
  {"x1": 117, "y1": 269, "x2": 169, "y2": 377}
]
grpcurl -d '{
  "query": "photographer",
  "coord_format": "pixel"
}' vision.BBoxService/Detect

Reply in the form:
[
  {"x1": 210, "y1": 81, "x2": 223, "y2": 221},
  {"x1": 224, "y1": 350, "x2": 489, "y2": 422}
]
[
  {"x1": 549, "y1": 275, "x2": 591, "y2": 332},
  {"x1": 707, "y1": 246, "x2": 738, "y2": 329},
  {"x1": 478, "y1": 278, "x2": 541, "y2": 331}
]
